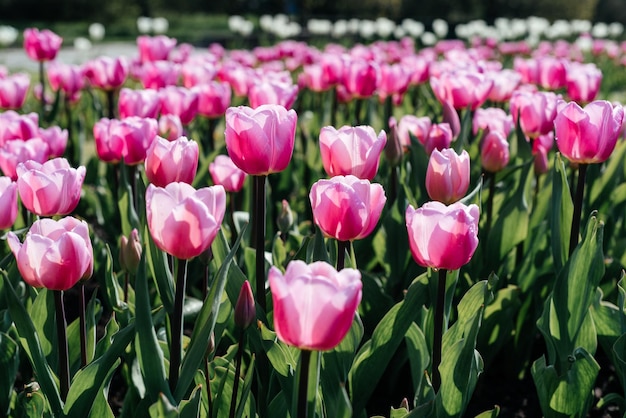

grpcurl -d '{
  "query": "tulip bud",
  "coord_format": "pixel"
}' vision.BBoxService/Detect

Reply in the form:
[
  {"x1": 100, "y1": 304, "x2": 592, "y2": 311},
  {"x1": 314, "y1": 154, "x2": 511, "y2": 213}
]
[
  {"x1": 234, "y1": 280, "x2": 255, "y2": 329},
  {"x1": 277, "y1": 199, "x2": 294, "y2": 235},
  {"x1": 120, "y1": 228, "x2": 142, "y2": 274},
  {"x1": 384, "y1": 116, "x2": 403, "y2": 167}
]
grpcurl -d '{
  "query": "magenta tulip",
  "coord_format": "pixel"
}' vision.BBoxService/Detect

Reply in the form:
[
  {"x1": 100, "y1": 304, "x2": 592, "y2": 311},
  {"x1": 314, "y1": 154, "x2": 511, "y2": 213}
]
[
  {"x1": 118, "y1": 88, "x2": 161, "y2": 119},
  {"x1": 0, "y1": 138, "x2": 49, "y2": 180},
  {"x1": 0, "y1": 176, "x2": 17, "y2": 230},
  {"x1": 209, "y1": 154, "x2": 247, "y2": 193},
  {"x1": 193, "y1": 81, "x2": 232, "y2": 118},
  {"x1": 481, "y1": 131, "x2": 510, "y2": 173},
  {"x1": 0, "y1": 111, "x2": 39, "y2": 147},
  {"x1": 554, "y1": 100, "x2": 624, "y2": 164},
  {"x1": 17, "y1": 158, "x2": 85, "y2": 217},
  {"x1": 565, "y1": 62, "x2": 602, "y2": 104},
  {"x1": 268, "y1": 260, "x2": 362, "y2": 351},
  {"x1": 426, "y1": 148, "x2": 470, "y2": 204},
  {"x1": 146, "y1": 182, "x2": 226, "y2": 260},
  {"x1": 224, "y1": 104, "x2": 297, "y2": 176},
  {"x1": 137, "y1": 35, "x2": 177, "y2": 63},
  {"x1": 430, "y1": 69, "x2": 493, "y2": 110},
  {"x1": 309, "y1": 175, "x2": 386, "y2": 242},
  {"x1": 83, "y1": 56, "x2": 129, "y2": 91},
  {"x1": 138, "y1": 60, "x2": 180, "y2": 90},
  {"x1": 8, "y1": 217, "x2": 93, "y2": 290},
  {"x1": 39, "y1": 126, "x2": 68, "y2": 158},
  {"x1": 406, "y1": 201, "x2": 479, "y2": 271},
  {"x1": 0, "y1": 73, "x2": 30, "y2": 109},
  {"x1": 47, "y1": 62, "x2": 84, "y2": 103},
  {"x1": 159, "y1": 86, "x2": 199, "y2": 125},
  {"x1": 94, "y1": 117, "x2": 158, "y2": 165},
  {"x1": 319, "y1": 125, "x2": 387, "y2": 180},
  {"x1": 537, "y1": 57, "x2": 566, "y2": 90},
  {"x1": 23, "y1": 28, "x2": 62, "y2": 61},
  {"x1": 509, "y1": 90, "x2": 559, "y2": 139},
  {"x1": 145, "y1": 136, "x2": 199, "y2": 187},
  {"x1": 158, "y1": 114, "x2": 184, "y2": 141},
  {"x1": 342, "y1": 58, "x2": 379, "y2": 99}
]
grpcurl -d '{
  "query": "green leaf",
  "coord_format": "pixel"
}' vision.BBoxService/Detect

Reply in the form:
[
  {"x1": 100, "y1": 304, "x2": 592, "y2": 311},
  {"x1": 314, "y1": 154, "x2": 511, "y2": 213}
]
[
  {"x1": 474, "y1": 406, "x2": 501, "y2": 418},
  {"x1": 179, "y1": 385, "x2": 202, "y2": 418},
  {"x1": 16, "y1": 383, "x2": 51, "y2": 418},
  {"x1": 29, "y1": 289, "x2": 57, "y2": 371},
  {"x1": 2, "y1": 273, "x2": 62, "y2": 416},
  {"x1": 531, "y1": 348, "x2": 600, "y2": 418},
  {"x1": 349, "y1": 273, "x2": 430, "y2": 414},
  {"x1": 148, "y1": 393, "x2": 179, "y2": 417},
  {"x1": 174, "y1": 227, "x2": 245, "y2": 402},
  {"x1": 118, "y1": 164, "x2": 141, "y2": 238},
  {"x1": 404, "y1": 323, "x2": 429, "y2": 400},
  {"x1": 549, "y1": 153, "x2": 573, "y2": 274},
  {"x1": 0, "y1": 332, "x2": 19, "y2": 416},
  {"x1": 146, "y1": 233, "x2": 174, "y2": 314},
  {"x1": 478, "y1": 285, "x2": 521, "y2": 367}
]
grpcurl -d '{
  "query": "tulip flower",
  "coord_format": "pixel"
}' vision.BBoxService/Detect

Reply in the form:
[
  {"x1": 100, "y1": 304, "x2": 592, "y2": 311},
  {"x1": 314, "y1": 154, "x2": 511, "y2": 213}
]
[
  {"x1": 537, "y1": 57, "x2": 566, "y2": 90},
  {"x1": 565, "y1": 62, "x2": 602, "y2": 104},
  {"x1": 248, "y1": 79, "x2": 298, "y2": 109},
  {"x1": 268, "y1": 259, "x2": 362, "y2": 350},
  {"x1": 137, "y1": 35, "x2": 177, "y2": 63},
  {"x1": 397, "y1": 115, "x2": 431, "y2": 151},
  {"x1": 485, "y1": 69, "x2": 522, "y2": 103},
  {"x1": 145, "y1": 136, "x2": 199, "y2": 187},
  {"x1": 533, "y1": 132, "x2": 554, "y2": 175},
  {"x1": 342, "y1": 58, "x2": 379, "y2": 99},
  {"x1": 16, "y1": 158, "x2": 86, "y2": 217},
  {"x1": 0, "y1": 111, "x2": 39, "y2": 146},
  {"x1": 473, "y1": 108, "x2": 514, "y2": 138},
  {"x1": 426, "y1": 148, "x2": 470, "y2": 204},
  {"x1": 0, "y1": 138, "x2": 49, "y2": 180},
  {"x1": 0, "y1": 73, "x2": 30, "y2": 109},
  {"x1": 93, "y1": 116, "x2": 158, "y2": 165},
  {"x1": 224, "y1": 104, "x2": 297, "y2": 176},
  {"x1": 509, "y1": 90, "x2": 559, "y2": 139},
  {"x1": 118, "y1": 87, "x2": 161, "y2": 119},
  {"x1": 424, "y1": 123, "x2": 453, "y2": 155},
  {"x1": 209, "y1": 154, "x2": 247, "y2": 193},
  {"x1": 159, "y1": 85, "x2": 199, "y2": 125},
  {"x1": 0, "y1": 176, "x2": 17, "y2": 230},
  {"x1": 319, "y1": 125, "x2": 387, "y2": 180},
  {"x1": 430, "y1": 69, "x2": 493, "y2": 110},
  {"x1": 158, "y1": 114, "x2": 184, "y2": 141},
  {"x1": 146, "y1": 182, "x2": 226, "y2": 260},
  {"x1": 181, "y1": 60, "x2": 218, "y2": 88},
  {"x1": 83, "y1": 56, "x2": 128, "y2": 91},
  {"x1": 139, "y1": 60, "x2": 180, "y2": 90},
  {"x1": 47, "y1": 61, "x2": 84, "y2": 103},
  {"x1": 23, "y1": 28, "x2": 62, "y2": 62},
  {"x1": 309, "y1": 175, "x2": 386, "y2": 243},
  {"x1": 481, "y1": 130, "x2": 510, "y2": 173},
  {"x1": 38, "y1": 126, "x2": 68, "y2": 159},
  {"x1": 194, "y1": 81, "x2": 232, "y2": 119}
]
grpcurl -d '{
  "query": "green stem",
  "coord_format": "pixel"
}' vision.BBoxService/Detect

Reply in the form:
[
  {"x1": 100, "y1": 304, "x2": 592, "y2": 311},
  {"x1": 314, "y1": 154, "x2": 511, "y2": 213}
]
[
  {"x1": 39, "y1": 61, "x2": 46, "y2": 114},
  {"x1": 169, "y1": 258, "x2": 188, "y2": 393},
  {"x1": 569, "y1": 164, "x2": 587, "y2": 256},
  {"x1": 253, "y1": 176, "x2": 267, "y2": 313},
  {"x1": 106, "y1": 89, "x2": 116, "y2": 119},
  {"x1": 54, "y1": 290, "x2": 70, "y2": 401},
  {"x1": 79, "y1": 283, "x2": 87, "y2": 367},
  {"x1": 432, "y1": 268, "x2": 447, "y2": 392},
  {"x1": 228, "y1": 332, "x2": 246, "y2": 418},
  {"x1": 336, "y1": 240, "x2": 350, "y2": 271},
  {"x1": 297, "y1": 350, "x2": 312, "y2": 418},
  {"x1": 124, "y1": 271, "x2": 129, "y2": 304},
  {"x1": 354, "y1": 98, "x2": 363, "y2": 125}
]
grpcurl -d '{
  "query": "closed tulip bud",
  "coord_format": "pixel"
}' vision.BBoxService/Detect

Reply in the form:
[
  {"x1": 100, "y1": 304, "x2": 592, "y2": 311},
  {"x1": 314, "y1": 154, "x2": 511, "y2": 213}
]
[
  {"x1": 120, "y1": 228, "x2": 142, "y2": 274},
  {"x1": 234, "y1": 280, "x2": 255, "y2": 329},
  {"x1": 424, "y1": 123, "x2": 453, "y2": 155},
  {"x1": 23, "y1": 28, "x2": 62, "y2": 62},
  {"x1": 426, "y1": 148, "x2": 470, "y2": 204},
  {"x1": 384, "y1": 117, "x2": 403, "y2": 167},
  {"x1": 481, "y1": 131, "x2": 510, "y2": 173},
  {"x1": 277, "y1": 199, "x2": 294, "y2": 235},
  {"x1": 0, "y1": 176, "x2": 17, "y2": 230},
  {"x1": 441, "y1": 101, "x2": 461, "y2": 140},
  {"x1": 0, "y1": 73, "x2": 30, "y2": 110},
  {"x1": 406, "y1": 201, "x2": 479, "y2": 271}
]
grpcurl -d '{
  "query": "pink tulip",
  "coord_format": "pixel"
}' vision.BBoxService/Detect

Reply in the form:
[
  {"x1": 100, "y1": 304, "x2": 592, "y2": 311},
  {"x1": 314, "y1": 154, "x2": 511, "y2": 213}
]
[
  {"x1": 481, "y1": 131, "x2": 510, "y2": 173},
  {"x1": 555, "y1": 100, "x2": 624, "y2": 164},
  {"x1": 319, "y1": 125, "x2": 387, "y2": 180},
  {"x1": 537, "y1": 57, "x2": 566, "y2": 90},
  {"x1": 93, "y1": 117, "x2": 158, "y2": 165},
  {"x1": 509, "y1": 90, "x2": 559, "y2": 139},
  {"x1": 342, "y1": 58, "x2": 379, "y2": 99},
  {"x1": 430, "y1": 69, "x2": 493, "y2": 110},
  {"x1": 209, "y1": 154, "x2": 247, "y2": 192},
  {"x1": 137, "y1": 35, "x2": 177, "y2": 63},
  {"x1": 0, "y1": 111, "x2": 39, "y2": 146},
  {"x1": 16, "y1": 158, "x2": 85, "y2": 217},
  {"x1": 84, "y1": 56, "x2": 129, "y2": 91},
  {"x1": 146, "y1": 182, "x2": 226, "y2": 260},
  {"x1": 145, "y1": 136, "x2": 199, "y2": 187},
  {"x1": 513, "y1": 57, "x2": 540, "y2": 85},
  {"x1": 193, "y1": 81, "x2": 232, "y2": 118},
  {"x1": 118, "y1": 88, "x2": 161, "y2": 119},
  {"x1": 23, "y1": 28, "x2": 62, "y2": 61},
  {"x1": 38, "y1": 126, "x2": 68, "y2": 158},
  {"x1": 565, "y1": 62, "x2": 602, "y2": 104},
  {"x1": 158, "y1": 114, "x2": 184, "y2": 141},
  {"x1": 378, "y1": 63, "x2": 411, "y2": 101},
  {"x1": 248, "y1": 80, "x2": 298, "y2": 109},
  {"x1": 0, "y1": 176, "x2": 17, "y2": 230},
  {"x1": 424, "y1": 123, "x2": 453, "y2": 155},
  {"x1": 159, "y1": 86, "x2": 199, "y2": 125},
  {"x1": 473, "y1": 108, "x2": 514, "y2": 137},
  {"x1": 406, "y1": 201, "x2": 479, "y2": 271},
  {"x1": 8, "y1": 217, "x2": 93, "y2": 290},
  {"x1": 401, "y1": 54, "x2": 430, "y2": 86},
  {"x1": 0, "y1": 138, "x2": 49, "y2": 180},
  {"x1": 426, "y1": 148, "x2": 470, "y2": 204},
  {"x1": 533, "y1": 132, "x2": 554, "y2": 174},
  {"x1": 0, "y1": 73, "x2": 30, "y2": 109},
  {"x1": 181, "y1": 61, "x2": 218, "y2": 88},
  {"x1": 47, "y1": 62, "x2": 84, "y2": 103},
  {"x1": 397, "y1": 115, "x2": 431, "y2": 150},
  {"x1": 138, "y1": 60, "x2": 180, "y2": 90},
  {"x1": 224, "y1": 104, "x2": 297, "y2": 176},
  {"x1": 301, "y1": 64, "x2": 332, "y2": 92},
  {"x1": 268, "y1": 260, "x2": 362, "y2": 351},
  {"x1": 309, "y1": 175, "x2": 386, "y2": 242},
  {"x1": 486, "y1": 69, "x2": 522, "y2": 103},
  {"x1": 218, "y1": 63, "x2": 251, "y2": 97}
]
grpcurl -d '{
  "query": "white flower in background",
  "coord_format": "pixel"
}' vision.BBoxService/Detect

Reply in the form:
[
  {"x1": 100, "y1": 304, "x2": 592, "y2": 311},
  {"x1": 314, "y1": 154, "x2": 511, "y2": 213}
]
[
  {"x1": 74, "y1": 37, "x2": 92, "y2": 51},
  {"x1": 571, "y1": 19, "x2": 592, "y2": 34},
  {"x1": 402, "y1": 19, "x2": 424, "y2": 37},
  {"x1": 137, "y1": 16, "x2": 152, "y2": 34},
  {"x1": 526, "y1": 16, "x2": 549, "y2": 36},
  {"x1": 260, "y1": 15, "x2": 274, "y2": 33},
  {"x1": 359, "y1": 19, "x2": 376, "y2": 39},
  {"x1": 546, "y1": 20, "x2": 571, "y2": 39},
  {"x1": 421, "y1": 31, "x2": 437, "y2": 46},
  {"x1": 0, "y1": 25, "x2": 18, "y2": 47},
  {"x1": 526, "y1": 34, "x2": 540, "y2": 48},
  {"x1": 348, "y1": 19, "x2": 361, "y2": 34},
  {"x1": 152, "y1": 17, "x2": 169, "y2": 34},
  {"x1": 376, "y1": 17, "x2": 396, "y2": 38},
  {"x1": 89, "y1": 23, "x2": 105, "y2": 41},
  {"x1": 332, "y1": 20, "x2": 348, "y2": 38},
  {"x1": 575, "y1": 35, "x2": 593, "y2": 51},
  {"x1": 455, "y1": 23, "x2": 469, "y2": 39},
  {"x1": 498, "y1": 18, "x2": 527, "y2": 40},
  {"x1": 592, "y1": 22, "x2": 609, "y2": 38},
  {"x1": 240, "y1": 20, "x2": 255, "y2": 36},
  {"x1": 432, "y1": 19, "x2": 448, "y2": 38},
  {"x1": 393, "y1": 26, "x2": 406, "y2": 39},
  {"x1": 308, "y1": 19, "x2": 332, "y2": 35},
  {"x1": 609, "y1": 22, "x2": 624, "y2": 37}
]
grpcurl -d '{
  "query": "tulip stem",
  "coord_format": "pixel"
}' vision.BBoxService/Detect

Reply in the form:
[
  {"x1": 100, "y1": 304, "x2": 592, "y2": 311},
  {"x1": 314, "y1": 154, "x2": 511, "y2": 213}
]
[
  {"x1": 169, "y1": 258, "x2": 188, "y2": 393},
  {"x1": 206, "y1": 117, "x2": 218, "y2": 152},
  {"x1": 204, "y1": 357, "x2": 213, "y2": 418},
  {"x1": 330, "y1": 87, "x2": 338, "y2": 127},
  {"x1": 253, "y1": 175, "x2": 267, "y2": 313},
  {"x1": 79, "y1": 283, "x2": 87, "y2": 368},
  {"x1": 54, "y1": 290, "x2": 70, "y2": 401},
  {"x1": 228, "y1": 331, "x2": 246, "y2": 418},
  {"x1": 483, "y1": 171, "x2": 495, "y2": 256},
  {"x1": 354, "y1": 98, "x2": 363, "y2": 125},
  {"x1": 432, "y1": 268, "x2": 447, "y2": 392},
  {"x1": 296, "y1": 349, "x2": 312, "y2": 418},
  {"x1": 106, "y1": 89, "x2": 116, "y2": 119},
  {"x1": 336, "y1": 240, "x2": 350, "y2": 271},
  {"x1": 39, "y1": 61, "x2": 46, "y2": 114},
  {"x1": 569, "y1": 164, "x2": 587, "y2": 256}
]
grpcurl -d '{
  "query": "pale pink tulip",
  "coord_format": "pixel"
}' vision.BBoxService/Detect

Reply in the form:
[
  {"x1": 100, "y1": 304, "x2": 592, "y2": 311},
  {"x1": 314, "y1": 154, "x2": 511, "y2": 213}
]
[
  {"x1": 193, "y1": 81, "x2": 232, "y2": 118},
  {"x1": 118, "y1": 88, "x2": 161, "y2": 119},
  {"x1": 397, "y1": 115, "x2": 431, "y2": 150},
  {"x1": 0, "y1": 138, "x2": 49, "y2": 180},
  {"x1": 159, "y1": 86, "x2": 199, "y2": 125},
  {"x1": 145, "y1": 136, "x2": 199, "y2": 187},
  {"x1": 430, "y1": 69, "x2": 493, "y2": 110},
  {"x1": 248, "y1": 79, "x2": 298, "y2": 109},
  {"x1": 158, "y1": 114, "x2": 184, "y2": 141},
  {"x1": 481, "y1": 131, "x2": 510, "y2": 173},
  {"x1": 0, "y1": 176, "x2": 17, "y2": 230},
  {"x1": 0, "y1": 73, "x2": 30, "y2": 109},
  {"x1": 209, "y1": 154, "x2": 247, "y2": 193},
  {"x1": 426, "y1": 148, "x2": 470, "y2": 204},
  {"x1": 47, "y1": 62, "x2": 84, "y2": 103},
  {"x1": 565, "y1": 62, "x2": 602, "y2": 104},
  {"x1": 137, "y1": 35, "x2": 177, "y2": 63},
  {"x1": 38, "y1": 126, "x2": 68, "y2": 158}
]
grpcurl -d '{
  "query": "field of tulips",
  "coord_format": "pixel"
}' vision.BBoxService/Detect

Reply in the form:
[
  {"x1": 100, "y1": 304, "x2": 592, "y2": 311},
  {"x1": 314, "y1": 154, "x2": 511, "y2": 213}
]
[{"x1": 2, "y1": 17, "x2": 626, "y2": 418}]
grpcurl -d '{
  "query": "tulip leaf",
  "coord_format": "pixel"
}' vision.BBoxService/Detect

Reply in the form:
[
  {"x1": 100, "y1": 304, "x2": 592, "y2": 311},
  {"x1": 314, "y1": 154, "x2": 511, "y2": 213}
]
[
  {"x1": 174, "y1": 227, "x2": 245, "y2": 402},
  {"x1": 349, "y1": 273, "x2": 430, "y2": 414},
  {"x1": 404, "y1": 322, "x2": 429, "y2": 398},
  {"x1": 15, "y1": 383, "x2": 50, "y2": 418},
  {"x1": 134, "y1": 243, "x2": 172, "y2": 403},
  {"x1": 531, "y1": 348, "x2": 599, "y2": 418},
  {"x1": 612, "y1": 333, "x2": 626, "y2": 395},
  {"x1": 148, "y1": 393, "x2": 179, "y2": 417},
  {"x1": 146, "y1": 233, "x2": 175, "y2": 314},
  {"x1": 477, "y1": 285, "x2": 521, "y2": 367},
  {"x1": 473, "y1": 407, "x2": 501, "y2": 418},
  {"x1": 549, "y1": 153, "x2": 573, "y2": 274},
  {"x1": 29, "y1": 288, "x2": 57, "y2": 370},
  {"x1": 2, "y1": 272, "x2": 63, "y2": 416},
  {"x1": 102, "y1": 245, "x2": 128, "y2": 318},
  {"x1": 0, "y1": 332, "x2": 19, "y2": 416},
  {"x1": 589, "y1": 139, "x2": 626, "y2": 208}
]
